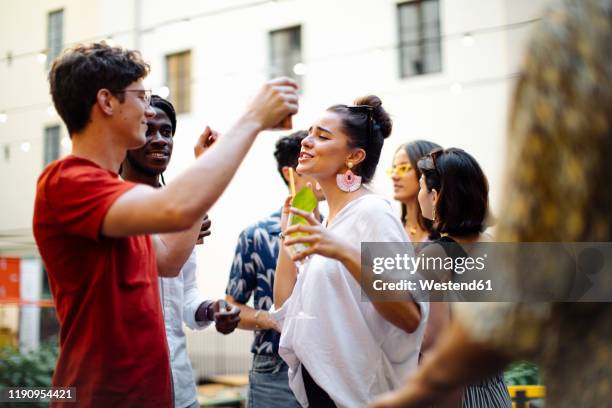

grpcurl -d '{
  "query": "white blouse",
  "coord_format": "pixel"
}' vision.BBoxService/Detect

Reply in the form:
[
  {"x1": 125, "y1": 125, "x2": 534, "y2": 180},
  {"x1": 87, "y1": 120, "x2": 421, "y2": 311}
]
[{"x1": 274, "y1": 194, "x2": 429, "y2": 408}]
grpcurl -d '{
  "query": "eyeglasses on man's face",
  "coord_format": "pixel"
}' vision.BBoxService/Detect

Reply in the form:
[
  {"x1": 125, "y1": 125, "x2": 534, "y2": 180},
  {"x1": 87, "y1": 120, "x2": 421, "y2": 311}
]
[
  {"x1": 114, "y1": 89, "x2": 153, "y2": 107},
  {"x1": 386, "y1": 163, "x2": 412, "y2": 178}
]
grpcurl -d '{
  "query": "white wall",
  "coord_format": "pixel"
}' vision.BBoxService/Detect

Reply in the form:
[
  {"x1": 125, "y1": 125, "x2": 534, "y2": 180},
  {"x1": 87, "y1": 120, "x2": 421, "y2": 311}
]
[{"x1": 0, "y1": 0, "x2": 106, "y2": 254}]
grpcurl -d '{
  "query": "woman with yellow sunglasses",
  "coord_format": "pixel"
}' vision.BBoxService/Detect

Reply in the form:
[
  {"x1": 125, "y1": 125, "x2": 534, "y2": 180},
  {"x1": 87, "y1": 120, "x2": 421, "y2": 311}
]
[{"x1": 388, "y1": 140, "x2": 441, "y2": 242}]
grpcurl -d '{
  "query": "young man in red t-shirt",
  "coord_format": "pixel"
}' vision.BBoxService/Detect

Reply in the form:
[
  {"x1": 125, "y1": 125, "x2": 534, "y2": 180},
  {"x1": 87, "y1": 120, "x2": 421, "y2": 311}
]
[{"x1": 33, "y1": 42, "x2": 298, "y2": 407}]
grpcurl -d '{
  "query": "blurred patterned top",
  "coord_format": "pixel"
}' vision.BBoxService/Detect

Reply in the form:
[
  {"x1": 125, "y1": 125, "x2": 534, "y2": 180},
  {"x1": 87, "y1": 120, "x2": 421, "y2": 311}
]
[
  {"x1": 455, "y1": 1, "x2": 612, "y2": 407},
  {"x1": 226, "y1": 210, "x2": 282, "y2": 355}
]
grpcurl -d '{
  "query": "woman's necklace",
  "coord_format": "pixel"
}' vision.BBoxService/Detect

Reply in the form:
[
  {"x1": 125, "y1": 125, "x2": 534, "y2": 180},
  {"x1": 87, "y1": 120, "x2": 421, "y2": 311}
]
[{"x1": 406, "y1": 223, "x2": 418, "y2": 237}]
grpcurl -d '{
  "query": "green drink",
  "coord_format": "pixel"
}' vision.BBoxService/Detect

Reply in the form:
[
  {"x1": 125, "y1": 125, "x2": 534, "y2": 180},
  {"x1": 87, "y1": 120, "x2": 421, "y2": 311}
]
[{"x1": 286, "y1": 186, "x2": 318, "y2": 260}]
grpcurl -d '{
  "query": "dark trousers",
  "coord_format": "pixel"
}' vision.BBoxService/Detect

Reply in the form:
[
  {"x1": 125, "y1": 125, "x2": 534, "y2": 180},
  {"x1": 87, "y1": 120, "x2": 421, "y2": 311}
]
[{"x1": 301, "y1": 365, "x2": 336, "y2": 408}]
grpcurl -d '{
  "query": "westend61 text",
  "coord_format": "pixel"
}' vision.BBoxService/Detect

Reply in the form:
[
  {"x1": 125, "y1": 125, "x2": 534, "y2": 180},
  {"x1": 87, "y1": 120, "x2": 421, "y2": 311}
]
[{"x1": 373, "y1": 279, "x2": 493, "y2": 292}]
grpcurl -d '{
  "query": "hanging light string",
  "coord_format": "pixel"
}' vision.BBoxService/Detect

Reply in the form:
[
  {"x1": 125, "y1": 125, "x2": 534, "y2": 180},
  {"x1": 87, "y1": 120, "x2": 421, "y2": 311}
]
[
  {"x1": 0, "y1": 0, "x2": 288, "y2": 64},
  {"x1": 0, "y1": 70, "x2": 522, "y2": 159},
  {"x1": 0, "y1": 15, "x2": 539, "y2": 120}
]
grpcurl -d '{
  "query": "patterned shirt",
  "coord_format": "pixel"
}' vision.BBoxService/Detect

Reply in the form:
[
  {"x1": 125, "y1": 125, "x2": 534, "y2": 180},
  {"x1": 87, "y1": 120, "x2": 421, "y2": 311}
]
[{"x1": 226, "y1": 210, "x2": 281, "y2": 355}]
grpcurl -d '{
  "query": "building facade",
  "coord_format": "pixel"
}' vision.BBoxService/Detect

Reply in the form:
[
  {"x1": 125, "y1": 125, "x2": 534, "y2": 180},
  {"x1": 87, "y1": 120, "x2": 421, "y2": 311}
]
[{"x1": 0, "y1": 0, "x2": 548, "y2": 374}]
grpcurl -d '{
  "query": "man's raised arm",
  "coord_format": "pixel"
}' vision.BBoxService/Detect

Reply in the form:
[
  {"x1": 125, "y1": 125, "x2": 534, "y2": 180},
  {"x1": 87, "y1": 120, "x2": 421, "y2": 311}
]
[{"x1": 102, "y1": 78, "x2": 298, "y2": 238}]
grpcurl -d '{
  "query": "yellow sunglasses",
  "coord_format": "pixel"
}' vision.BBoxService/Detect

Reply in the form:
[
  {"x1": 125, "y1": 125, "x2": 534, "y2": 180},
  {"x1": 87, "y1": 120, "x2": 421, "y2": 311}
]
[{"x1": 386, "y1": 163, "x2": 412, "y2": 178}]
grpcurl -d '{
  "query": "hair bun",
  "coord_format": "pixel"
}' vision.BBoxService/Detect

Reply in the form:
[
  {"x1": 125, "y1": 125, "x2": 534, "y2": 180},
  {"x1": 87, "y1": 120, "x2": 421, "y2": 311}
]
[{"x1": 353, "y1": 95, "x2": 392, "y2": 139}]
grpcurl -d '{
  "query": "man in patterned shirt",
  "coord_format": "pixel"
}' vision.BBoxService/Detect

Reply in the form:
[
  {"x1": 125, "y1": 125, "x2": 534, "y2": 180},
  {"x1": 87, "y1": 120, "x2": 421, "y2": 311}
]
[{"x1": 225, "y1": 131, "x2": 323, "y2": 408}]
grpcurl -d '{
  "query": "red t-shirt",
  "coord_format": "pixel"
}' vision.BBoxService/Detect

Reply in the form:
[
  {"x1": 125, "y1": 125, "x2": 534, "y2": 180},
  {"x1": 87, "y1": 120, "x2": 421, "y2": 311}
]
[{"x1": 33, "y1": 156, "x2": 172, "y2": 408}]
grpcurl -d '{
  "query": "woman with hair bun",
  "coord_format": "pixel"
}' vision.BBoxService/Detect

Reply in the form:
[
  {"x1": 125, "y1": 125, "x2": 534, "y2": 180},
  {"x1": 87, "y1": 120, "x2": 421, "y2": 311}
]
[{"x1": 274, "y1": 96, "x2": 428, "y2": 407}]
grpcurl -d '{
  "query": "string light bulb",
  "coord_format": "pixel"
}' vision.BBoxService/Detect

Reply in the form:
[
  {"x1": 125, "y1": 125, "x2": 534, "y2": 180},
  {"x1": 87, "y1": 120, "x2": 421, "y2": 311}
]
[
  {"x1": 61, "y1": 137, "x2": 71, "y2": 149},
  {"x1": 450, "y1": 82, "x2": 463, "y2": 94},
  {"x1": 462, "y1": 33, "x2": 475, "y2": 47},
  {"x1": 293, "y1": 62, "x2": 307, "y2": 76},
  {"x1": 36, "y1": 52, "x2": 47, "y2": 64},
  {"x1": 156, "y1": 86, "x2": 170, "y2": 98}
]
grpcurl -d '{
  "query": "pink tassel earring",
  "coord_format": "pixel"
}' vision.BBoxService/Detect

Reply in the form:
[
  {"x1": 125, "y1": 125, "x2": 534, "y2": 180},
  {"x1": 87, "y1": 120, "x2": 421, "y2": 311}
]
[{"x1": 336, "y1": 162, "x2": 362, "y2": 192}]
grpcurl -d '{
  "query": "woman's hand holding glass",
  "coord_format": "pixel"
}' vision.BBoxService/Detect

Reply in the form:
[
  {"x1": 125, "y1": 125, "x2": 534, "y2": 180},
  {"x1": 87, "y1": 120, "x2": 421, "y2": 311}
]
[
  {"x1": 281, "y1": 182, "x2": 318, "y2": 261},
  {"x1": 282, "y1": 207, "x2": 348, "y2": 263},
  {"x1": 280, "y1": 195, "x2": 310, "y2": 261},
  {"x1": 280, "y1": 195, "x2": 293, "y2": 233}
]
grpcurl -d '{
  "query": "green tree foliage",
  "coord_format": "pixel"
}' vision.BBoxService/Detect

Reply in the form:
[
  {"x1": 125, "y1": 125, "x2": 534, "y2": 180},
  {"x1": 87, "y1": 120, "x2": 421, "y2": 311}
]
[
  {"x1": 0, "y1": 340, "x2": 59, "y2": 407},
  {"x1": 504, "y1": 360, "x2": 541, "y2": 385}
]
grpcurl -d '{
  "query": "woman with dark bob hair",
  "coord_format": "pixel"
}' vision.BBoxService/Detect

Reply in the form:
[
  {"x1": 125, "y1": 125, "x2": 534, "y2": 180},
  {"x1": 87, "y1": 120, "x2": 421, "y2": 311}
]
[
  {"x1": 416, "y1": 147, "x2": 512, "y2": 407},
  {"x1": 417, "y1": 148, "x2": 489, "y2": 238},
  {"x1": 273, "y1": 96, "x2": 428, "y2": 407},
  {"x1": 389, "y1": 140, "x2": 441, "y2": 242}
]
